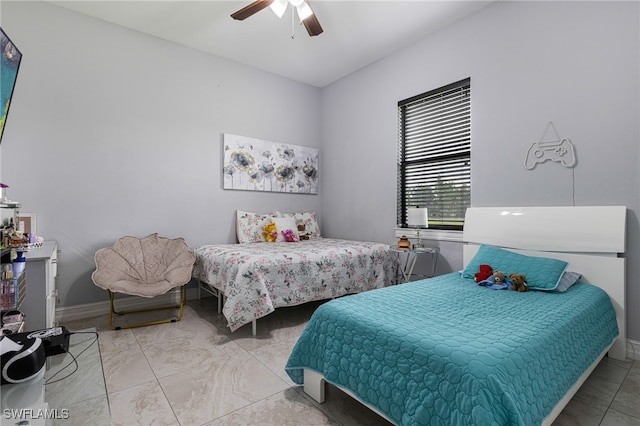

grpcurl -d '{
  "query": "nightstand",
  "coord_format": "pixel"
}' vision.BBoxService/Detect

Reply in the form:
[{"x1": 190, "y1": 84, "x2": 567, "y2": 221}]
[{"x1": 392, "y1": 246, "x2": 439, "y2": 283}]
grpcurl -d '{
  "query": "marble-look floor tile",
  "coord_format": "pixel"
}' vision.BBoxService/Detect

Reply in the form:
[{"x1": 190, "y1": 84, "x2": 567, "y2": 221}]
[
  {"x1": 231, "y1": 311, "x2": 315, "y2": 352},
  {"x1": 551, "y1": 370, "x2": 621, "y2": 425},
  {"x1": 552, "y1": 359, "x2": 636, "y2": 426},
  {"x1": 600, "y1": 408, "x2": 640, "y2": 426},
  {"x1": 591, "y1": 356, "x2": 634, "y2": 385},
  {"x1": 301, "y1": 383, "x2": 394, "y2": 426},
  {"x1": 97, "y1": 327, "x2": 139, "y2": 356},
  {"x1": 108, "y1": 380, "x2": 177, "y2": 426},
  {"x1": 552, "y1": 410, "x2": 602, "y2": 426},
  {"x1": 158, "y1": 350, "x2": 289, "y2": 425},
  {"x1": 249, "y1": 338, "x2": 298, "y2": 384},
  {"x1": 611, "y1": 369, "x2": 640, "y2": 419},
  {"x1": 130, "y1": 306, "x2": 222, "y2": 347},
  {"x1": 100, "y1": 337, "x2": 156, "y2": 393},
  {"x1": 224, "y1": 300, "x2": 323, "y2": 341},
  {"x1": 205, "y1": 387, "x2": 338, "y2": 425},
  {"x1": 140, "y1": 331, "x2": 244, "y2": 379},
  {"x1": 232, "y1": 322, "x2": 308, "y2": 353}
]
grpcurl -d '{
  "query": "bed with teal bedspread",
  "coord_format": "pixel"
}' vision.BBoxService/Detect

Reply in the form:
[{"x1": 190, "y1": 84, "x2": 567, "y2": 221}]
[{"x1": 285, "y1": 272, "x2": 618, "y2": 425}]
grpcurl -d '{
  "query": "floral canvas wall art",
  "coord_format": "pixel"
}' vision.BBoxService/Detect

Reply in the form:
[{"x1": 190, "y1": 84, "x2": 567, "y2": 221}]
[{"x1": 223, "y1": 134, "x2": 319, "y2": 194}]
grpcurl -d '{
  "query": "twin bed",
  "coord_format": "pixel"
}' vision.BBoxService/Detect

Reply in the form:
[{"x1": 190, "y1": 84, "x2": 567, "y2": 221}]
[
  {"x1": 285, "y1": 206, "x2": 627, "y2": 425},
  {"x1": 192, "y1": 238, "x2": 395, "y2": 333},
  {"x1": 192, "y1": 210, "x2": 396, "y2": 334}
]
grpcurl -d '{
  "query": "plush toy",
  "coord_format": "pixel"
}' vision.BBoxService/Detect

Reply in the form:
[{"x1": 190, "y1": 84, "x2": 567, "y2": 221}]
[
  {"x1": 297, "y1": 224, "x2": 310, "y2": 240},
  {"x1": 475, "y1": 264, "x2": 493, "y2": 282},
  {"x1": 493, "y1": 271, "x2": 506, "y2": 284},
  {"x1": 281, "y1": 229, "x2": 299, "y2": 242},
  {"x1": 510, "y1": 273, "x2": 528, "y2": 292},
  {"x1": 264, "y1": 222, "x2": 277, "y2": 242}
]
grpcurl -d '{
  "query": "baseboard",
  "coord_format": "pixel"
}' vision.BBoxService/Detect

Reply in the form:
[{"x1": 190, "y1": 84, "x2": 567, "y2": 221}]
[
  {"x1": 627, "y1": 338, "x2": 640, "y2": 361},
  {"x1": 55, "y1": 287, "x2": 207, "y2": 323}
]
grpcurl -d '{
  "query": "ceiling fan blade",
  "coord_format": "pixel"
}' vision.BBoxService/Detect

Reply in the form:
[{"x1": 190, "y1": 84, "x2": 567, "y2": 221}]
[
  {"x1": 231, "y1": 0, "x2": 274, "y2": 21},
  {"x1": 303, "y1": 12, "x2": 323, "y2": 37},
  {"x1": 301, "y1": 2, "x2": 323, "y2": 37}
]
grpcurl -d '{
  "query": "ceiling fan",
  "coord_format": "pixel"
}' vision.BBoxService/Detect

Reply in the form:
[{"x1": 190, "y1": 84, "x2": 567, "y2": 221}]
[{"x1": 231, "y1": 0, "x2": 324, "y2": 37}]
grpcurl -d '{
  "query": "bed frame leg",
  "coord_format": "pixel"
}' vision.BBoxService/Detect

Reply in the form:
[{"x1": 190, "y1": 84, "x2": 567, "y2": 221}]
[
  {"x1": 252, "y1": 320, "x2": 257, "y2": 336},
  {"x1": 304, "y1": 369, "x2": 326, "y2": 403}
]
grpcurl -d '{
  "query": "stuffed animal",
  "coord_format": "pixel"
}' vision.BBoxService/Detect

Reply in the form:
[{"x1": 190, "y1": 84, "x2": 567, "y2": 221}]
[
  {"x1": 510, "y1": 273, "x2": 528, "y2": 292},
  {"x1": 281, "y1": 229, "x2": 299, "y2": 242},
  {"x1": 493, "y1": 271, "x2": 506, "y2": 284},
  {"x1": 475, "y1": 264, "x2": 493, "y2": 282},
  {"x1": 264, "y1": 222, "x2": 277, "y2": 242},
  {"x1": 297, "y1": 224, "x2": 310, "y2": 240}
]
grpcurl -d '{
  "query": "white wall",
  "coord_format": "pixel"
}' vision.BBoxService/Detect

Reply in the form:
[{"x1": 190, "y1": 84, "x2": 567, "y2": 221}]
[
  {"x1": 0, "y1": 1, "x2": 322, "y2": 306},
  {"x1": 320, "y1": 1, "x2": 640, "y2": 340}
]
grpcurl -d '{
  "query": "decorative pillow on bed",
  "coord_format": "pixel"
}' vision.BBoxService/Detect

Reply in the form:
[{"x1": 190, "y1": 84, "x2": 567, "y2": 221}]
[
  {"x1": 236, "y1": 210, "x2": 276, "y2": 243},
  {"x1": 275, "y1": 211, "x2": 321, "y2": 238},
  {"x1": 555, "y1": 271, "x2": 582, "y2": 292},
  {"x1": 272, "y1": 217, "x2": 300, "y2": 242},
  {"x1": 462, "y1": 244, "x2": 568, "y2": 290}
]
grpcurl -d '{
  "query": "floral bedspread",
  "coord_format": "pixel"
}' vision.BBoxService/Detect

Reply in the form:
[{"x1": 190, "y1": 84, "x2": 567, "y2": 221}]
[{"x1": 192, "y1": 238, "x2": 396, "y2": 331}]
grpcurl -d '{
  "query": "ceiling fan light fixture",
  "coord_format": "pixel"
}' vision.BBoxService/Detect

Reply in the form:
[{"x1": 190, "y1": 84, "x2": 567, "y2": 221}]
[
  {"x1": 270, "y1": 0, "x2": 288, "y2": 18},
  {"x1": 231, "y1": 0, "x2": 322, "y2": 37},
  {"x1": 296, "y1": 2, "x2": 313, "y2": 21}
]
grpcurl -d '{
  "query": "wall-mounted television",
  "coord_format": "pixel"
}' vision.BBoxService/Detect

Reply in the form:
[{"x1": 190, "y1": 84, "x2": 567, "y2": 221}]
[{"x1": 0, "y1": 27, "x2": 22, "y2": 144}]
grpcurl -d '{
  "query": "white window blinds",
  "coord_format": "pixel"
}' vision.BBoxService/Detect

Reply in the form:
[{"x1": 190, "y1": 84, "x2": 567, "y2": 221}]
[{"x1": 397, "y1": 78, "x2": 471, "y2": 230}]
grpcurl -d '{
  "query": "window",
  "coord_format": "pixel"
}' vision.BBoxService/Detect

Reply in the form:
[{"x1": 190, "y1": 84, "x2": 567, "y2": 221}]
[{"x1": 397, "y1": 78, "x2": 471, "y2": 230}]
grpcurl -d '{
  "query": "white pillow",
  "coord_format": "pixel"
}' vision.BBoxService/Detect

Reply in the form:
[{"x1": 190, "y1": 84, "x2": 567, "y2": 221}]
[
  {"x1": 295, "y1": 211, "x2": 321, "y2": 238},
  {"x1": 272, "y1": 217, "x2": 299, "y2": 242},
  {"x1": 274, "y1": 211, "x2": 321, "y2": 238},
  {"x1": 555, "y1": 271, "x2": 582, "y2": 292}
]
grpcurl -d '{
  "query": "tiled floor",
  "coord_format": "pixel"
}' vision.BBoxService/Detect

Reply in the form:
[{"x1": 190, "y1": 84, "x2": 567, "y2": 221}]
[{"x1": 60, "y1": 297, "x2": 640, "y2": 426}]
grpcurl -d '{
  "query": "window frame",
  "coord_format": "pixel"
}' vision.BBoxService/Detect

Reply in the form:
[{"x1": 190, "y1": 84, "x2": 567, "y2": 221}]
[{"x1": 397, "y1": 78, "x2": 471, "y2": 231}]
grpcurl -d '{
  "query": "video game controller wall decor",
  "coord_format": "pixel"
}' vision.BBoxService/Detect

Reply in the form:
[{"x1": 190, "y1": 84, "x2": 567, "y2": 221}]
[{"x1": 524, "y1": 138, "x2": 576, "y2": 170}]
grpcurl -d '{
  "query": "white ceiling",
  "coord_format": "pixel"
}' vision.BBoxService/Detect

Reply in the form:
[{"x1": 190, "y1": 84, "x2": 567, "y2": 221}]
[{"x1": 47, "y1": 0, "x2": 493, "y2": 88}]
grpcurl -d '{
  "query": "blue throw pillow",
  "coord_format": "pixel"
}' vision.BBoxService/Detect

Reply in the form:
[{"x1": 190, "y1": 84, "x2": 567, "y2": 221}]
[{"x1": 462, "y1": 245, "x2": 568, "y2": 291}]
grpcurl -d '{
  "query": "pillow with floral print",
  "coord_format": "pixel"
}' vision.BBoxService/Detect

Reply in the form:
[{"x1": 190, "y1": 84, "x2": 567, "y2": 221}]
[
  {"x1": 275, "y1": 211, "x2": 321, "y2": 238},
  {"x1": 236, "y1": 210, "x2": 275, "y2": 243},
  {"x1": 272, "y1": 217, "x2": 300, "y2": 242}
]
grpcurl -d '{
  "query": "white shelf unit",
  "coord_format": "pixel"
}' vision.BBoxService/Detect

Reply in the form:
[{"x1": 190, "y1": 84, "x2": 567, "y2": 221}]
[{"x1": 22, "y1": 241, "x2": 58, "y2": 330}]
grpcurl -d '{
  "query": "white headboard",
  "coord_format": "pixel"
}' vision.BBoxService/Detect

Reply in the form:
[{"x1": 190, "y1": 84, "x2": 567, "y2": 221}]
[
  {"x1": 462, "y1": 206, "x2": 627, "y2": 360},
  {"x1": 464, "y1": 206, "x2": 626, "y2": 253}
]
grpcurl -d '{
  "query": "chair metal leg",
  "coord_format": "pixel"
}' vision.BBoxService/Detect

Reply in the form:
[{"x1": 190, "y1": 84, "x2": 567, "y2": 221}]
[{"x1": 108, "y1": 285, "x2": 187, "y2": 330}]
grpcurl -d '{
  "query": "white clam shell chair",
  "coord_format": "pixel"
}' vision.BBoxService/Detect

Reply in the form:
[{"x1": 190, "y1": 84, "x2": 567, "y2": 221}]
[{"x1": 92, "y1": 233, "x2": 196, "y2": 330}]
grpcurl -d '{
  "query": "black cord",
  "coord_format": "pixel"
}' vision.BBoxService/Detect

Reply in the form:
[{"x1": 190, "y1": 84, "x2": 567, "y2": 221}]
[
  {"x1": 571, "y1": 166, "x2": 576, "y2": 206},
  {"x1": 44, "y1": 331, "x2": 99, "y2": 385}
]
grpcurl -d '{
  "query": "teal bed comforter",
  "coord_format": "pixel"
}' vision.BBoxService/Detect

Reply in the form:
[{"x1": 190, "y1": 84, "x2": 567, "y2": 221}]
[{"x1": 285, "y1": 272, "x2": 618, "y2": 425}]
